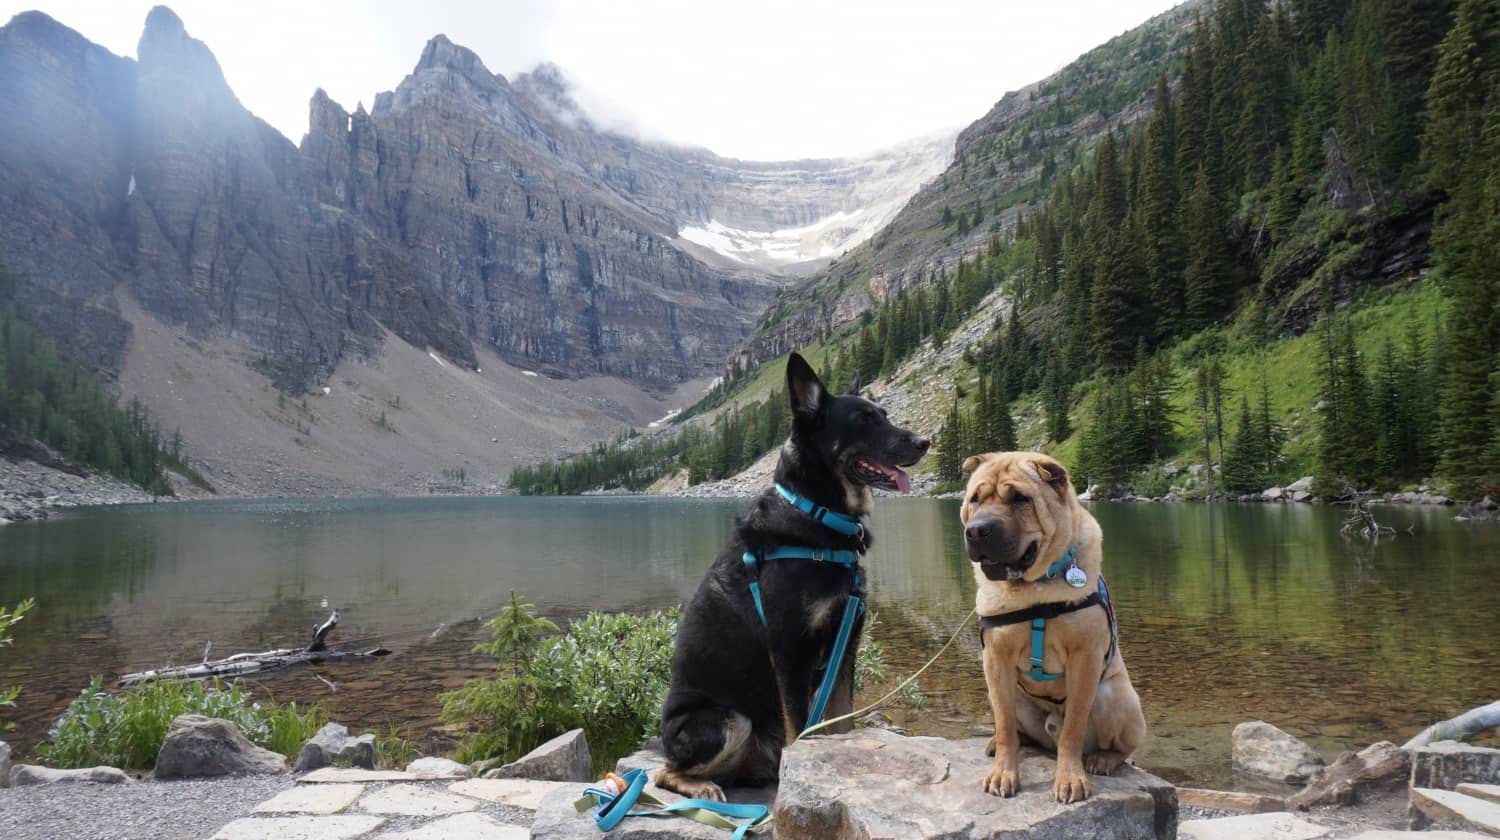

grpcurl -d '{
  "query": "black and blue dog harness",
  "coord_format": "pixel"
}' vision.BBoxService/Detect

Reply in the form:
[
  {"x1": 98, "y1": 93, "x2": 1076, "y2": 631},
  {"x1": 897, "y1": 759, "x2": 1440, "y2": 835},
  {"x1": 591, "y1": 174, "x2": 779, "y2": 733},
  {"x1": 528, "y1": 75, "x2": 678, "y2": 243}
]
[
  {"x1": 976, "y1": 546, "x2": 1118, "y2": 683},
  {"x1": 741, "y1": 482, "x2": 866, "y2": 729}
]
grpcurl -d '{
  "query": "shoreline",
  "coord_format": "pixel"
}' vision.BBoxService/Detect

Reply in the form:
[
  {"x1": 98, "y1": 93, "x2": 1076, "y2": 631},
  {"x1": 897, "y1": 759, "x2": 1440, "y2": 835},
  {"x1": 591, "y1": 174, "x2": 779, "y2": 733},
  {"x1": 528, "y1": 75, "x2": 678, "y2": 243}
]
[{"x1": 7, "y1": 453, "x2": 1496, "y2": 526}]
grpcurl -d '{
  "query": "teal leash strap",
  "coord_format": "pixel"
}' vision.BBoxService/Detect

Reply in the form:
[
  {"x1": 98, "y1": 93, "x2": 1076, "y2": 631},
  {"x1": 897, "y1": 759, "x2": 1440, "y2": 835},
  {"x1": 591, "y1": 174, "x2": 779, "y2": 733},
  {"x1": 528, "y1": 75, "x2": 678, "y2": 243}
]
[
  {"x1": 805, "y1": 587, "x2": 864, "y2": 728},
  {"x1": 584, "y1": 767, "x2": 770, "y2": 839}
]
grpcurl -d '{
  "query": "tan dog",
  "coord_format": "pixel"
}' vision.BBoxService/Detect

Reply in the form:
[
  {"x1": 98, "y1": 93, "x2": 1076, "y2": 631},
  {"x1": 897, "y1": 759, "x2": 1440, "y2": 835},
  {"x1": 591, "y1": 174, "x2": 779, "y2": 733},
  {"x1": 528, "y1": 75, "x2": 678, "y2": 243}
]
[{"x1": 959, "y1": 452, "x2": 1145, "y2": 803}]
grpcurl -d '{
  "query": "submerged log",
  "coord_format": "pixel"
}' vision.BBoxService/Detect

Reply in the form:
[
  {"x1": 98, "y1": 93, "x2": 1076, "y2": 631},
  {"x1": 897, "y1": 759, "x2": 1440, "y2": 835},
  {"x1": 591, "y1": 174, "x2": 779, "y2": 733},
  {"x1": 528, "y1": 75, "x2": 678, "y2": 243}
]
[{"x1": 117, "y1": 610, "x2": 389, "y2": 686}]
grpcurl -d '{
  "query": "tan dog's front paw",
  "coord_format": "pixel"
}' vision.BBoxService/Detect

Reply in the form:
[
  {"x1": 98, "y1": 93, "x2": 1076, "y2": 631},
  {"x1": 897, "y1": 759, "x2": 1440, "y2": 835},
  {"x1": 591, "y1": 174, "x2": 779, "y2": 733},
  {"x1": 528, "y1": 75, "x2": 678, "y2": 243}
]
[
  {"x1": 982, "y1": 762, "x2": 1020, "y2": 797},
  {"x1": 1053, "y1": 767, "x2": 1092, "y2": 803}
]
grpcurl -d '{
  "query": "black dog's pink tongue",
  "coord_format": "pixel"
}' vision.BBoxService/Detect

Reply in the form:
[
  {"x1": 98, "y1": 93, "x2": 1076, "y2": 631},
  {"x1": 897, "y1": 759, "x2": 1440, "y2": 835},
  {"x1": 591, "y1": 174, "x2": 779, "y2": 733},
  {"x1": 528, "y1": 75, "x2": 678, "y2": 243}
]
[{"x1": 876, "y1": 462, "x2": 912, "y2": 494}]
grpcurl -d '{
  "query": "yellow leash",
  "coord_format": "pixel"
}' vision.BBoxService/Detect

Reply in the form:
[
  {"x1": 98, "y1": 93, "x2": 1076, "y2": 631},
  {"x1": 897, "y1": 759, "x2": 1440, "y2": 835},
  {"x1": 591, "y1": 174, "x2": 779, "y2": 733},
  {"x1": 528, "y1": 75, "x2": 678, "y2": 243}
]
[{"x1": 799, "y1": 607, "x2": 977, "y2": 739}]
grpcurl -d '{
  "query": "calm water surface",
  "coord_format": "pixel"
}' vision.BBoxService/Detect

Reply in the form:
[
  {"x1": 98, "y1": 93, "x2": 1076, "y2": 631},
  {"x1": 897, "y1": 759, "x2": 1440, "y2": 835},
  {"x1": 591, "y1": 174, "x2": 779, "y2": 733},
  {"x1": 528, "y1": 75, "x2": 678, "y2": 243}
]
[{"x1": 1, "y1": 496, "x2": 1497, "y2": 789}]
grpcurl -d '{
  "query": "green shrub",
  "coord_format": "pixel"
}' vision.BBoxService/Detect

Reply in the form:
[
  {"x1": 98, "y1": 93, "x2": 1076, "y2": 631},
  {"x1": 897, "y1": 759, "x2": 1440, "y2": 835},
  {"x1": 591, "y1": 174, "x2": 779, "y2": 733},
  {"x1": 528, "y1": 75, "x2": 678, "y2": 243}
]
[
  {"x1": 37, "y1": 676, "x2": 325, "y2": 770},
  {"x1": 441, "y1": 592, "x2": 676, "y2": 774},
  {"x1": 1, "y1": 597, "x2": 35, "y2": 731},
  {"x1": 444, "y1": 593, "x2": 927, "y2": 774}
]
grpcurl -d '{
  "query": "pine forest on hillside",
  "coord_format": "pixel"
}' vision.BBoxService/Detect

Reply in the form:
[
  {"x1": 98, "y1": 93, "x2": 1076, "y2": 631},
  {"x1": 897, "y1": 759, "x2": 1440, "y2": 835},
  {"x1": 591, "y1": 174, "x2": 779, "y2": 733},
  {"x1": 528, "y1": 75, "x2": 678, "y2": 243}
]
[
  {"x1": 0, "y1": 269, "x2": 202, "y2": 495},
  {"x1": 514, "y1": 0, "x2": 1500, "y2": 501}
]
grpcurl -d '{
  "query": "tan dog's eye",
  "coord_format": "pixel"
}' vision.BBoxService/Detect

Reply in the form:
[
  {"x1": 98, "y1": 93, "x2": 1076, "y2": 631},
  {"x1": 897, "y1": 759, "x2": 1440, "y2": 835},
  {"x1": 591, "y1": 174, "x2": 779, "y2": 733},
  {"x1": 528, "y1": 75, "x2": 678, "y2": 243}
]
[
  {"x1": 970, "y1": 493, "x2": 980, "y2": 504},
  {"x1": 1010, "y1": 492, "x2": 1029, "y2": 506}
]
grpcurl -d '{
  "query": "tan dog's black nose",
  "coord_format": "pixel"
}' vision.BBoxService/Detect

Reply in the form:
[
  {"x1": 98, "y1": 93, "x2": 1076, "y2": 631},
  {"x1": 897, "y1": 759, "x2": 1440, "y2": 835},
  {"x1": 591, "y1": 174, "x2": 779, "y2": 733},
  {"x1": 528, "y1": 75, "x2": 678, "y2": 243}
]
[{"x1": 966, "y1": 520, "x2": 995, "y2": 542}]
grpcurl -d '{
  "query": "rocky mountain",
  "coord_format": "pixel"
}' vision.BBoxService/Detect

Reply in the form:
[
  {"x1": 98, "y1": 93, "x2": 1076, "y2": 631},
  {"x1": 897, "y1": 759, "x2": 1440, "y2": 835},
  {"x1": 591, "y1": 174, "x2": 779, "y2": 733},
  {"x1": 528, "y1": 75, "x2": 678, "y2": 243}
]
[
  {"x1": 0, "y1": 6, "x2": 948, "y2": 492},
  {"x1": 735, "y1": 3, "x2": 1196, "y2": 369},
  {"x1": 0, "y1": 7, "x2": 949, "y2": 393}
]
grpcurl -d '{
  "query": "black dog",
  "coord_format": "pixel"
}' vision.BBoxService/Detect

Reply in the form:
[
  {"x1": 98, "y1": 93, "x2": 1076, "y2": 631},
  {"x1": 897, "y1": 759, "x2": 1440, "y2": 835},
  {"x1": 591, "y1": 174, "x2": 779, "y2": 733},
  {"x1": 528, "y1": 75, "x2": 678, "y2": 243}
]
[{"x1": 654, "y1": 352, "x2": 929, "y2": 801}]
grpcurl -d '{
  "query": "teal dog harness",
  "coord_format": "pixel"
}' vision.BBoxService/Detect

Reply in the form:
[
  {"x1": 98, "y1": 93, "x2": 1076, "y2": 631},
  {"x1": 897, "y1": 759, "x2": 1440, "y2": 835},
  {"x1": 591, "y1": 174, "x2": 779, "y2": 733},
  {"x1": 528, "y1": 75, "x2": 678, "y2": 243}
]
[
  {"x1": 976, "y1": 547, "x2": 1118, "y2": 682},
  {"x1": 741, "y1": 483, "x2": 866, "y2": 729}
]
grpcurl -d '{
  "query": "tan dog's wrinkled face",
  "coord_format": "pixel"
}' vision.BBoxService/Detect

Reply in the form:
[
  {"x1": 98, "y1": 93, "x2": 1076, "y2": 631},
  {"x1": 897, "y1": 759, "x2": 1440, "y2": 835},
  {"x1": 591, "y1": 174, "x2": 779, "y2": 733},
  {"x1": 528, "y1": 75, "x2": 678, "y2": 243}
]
[{"x1": 960, "y1": 452, "x2": 1076, "y2": 582}]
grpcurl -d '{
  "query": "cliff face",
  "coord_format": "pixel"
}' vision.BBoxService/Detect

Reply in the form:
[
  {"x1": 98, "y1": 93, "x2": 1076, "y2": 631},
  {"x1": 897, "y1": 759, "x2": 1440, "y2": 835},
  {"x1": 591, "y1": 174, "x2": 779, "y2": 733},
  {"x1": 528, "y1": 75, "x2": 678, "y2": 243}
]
[
  {"x1": 0, "y1": 8, "x2": 947, "y2": 394},
  {"x1": 735, "y1": 5, "x2": 1195, "y2": 369}
]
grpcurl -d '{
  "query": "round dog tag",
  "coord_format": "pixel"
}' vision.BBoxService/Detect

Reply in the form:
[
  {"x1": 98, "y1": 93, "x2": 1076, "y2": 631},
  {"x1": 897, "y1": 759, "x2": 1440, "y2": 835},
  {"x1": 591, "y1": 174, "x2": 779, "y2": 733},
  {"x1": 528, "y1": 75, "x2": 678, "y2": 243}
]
[{"x1": 1065, "y1": 565, "x2": 1088, "y2": 588}]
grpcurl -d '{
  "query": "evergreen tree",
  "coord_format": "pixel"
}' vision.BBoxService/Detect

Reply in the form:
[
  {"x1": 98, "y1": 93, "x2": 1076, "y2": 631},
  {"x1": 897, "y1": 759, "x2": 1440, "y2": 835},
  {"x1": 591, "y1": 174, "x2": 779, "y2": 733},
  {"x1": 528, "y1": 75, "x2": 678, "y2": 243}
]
[
  {"x1": 1141, "y1": 75, "x2": 1184, "y2": 338},
  {"x1": 1224, "y1": 394, "x2": 1270, "y2": 494},
  {"x1": 1182, "y1": 166, "x2": 1235, "y2": 328},
  {"x1": 937, "y1": 395, "x2": 967, "y2": 484}
]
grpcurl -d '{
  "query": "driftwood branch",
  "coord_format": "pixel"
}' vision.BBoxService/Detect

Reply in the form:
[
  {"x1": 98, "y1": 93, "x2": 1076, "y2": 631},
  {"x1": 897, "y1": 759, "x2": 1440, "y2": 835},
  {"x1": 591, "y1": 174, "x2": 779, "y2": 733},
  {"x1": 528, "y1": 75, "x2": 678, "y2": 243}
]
[
  {"x1": 118, "y1": 609, "x2": 388, "y2": 687},
  {"x1": 1404, "y1": 699, "x2": 1500, "y2": 748}
]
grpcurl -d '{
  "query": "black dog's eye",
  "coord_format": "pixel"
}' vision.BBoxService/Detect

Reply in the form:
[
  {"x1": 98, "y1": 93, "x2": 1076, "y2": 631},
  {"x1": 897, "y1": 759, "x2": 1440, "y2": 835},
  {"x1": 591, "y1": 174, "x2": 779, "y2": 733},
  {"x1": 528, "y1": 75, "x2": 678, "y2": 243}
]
[{"x1": 861, "y1": 409, "x2": 877, "y2": 423}]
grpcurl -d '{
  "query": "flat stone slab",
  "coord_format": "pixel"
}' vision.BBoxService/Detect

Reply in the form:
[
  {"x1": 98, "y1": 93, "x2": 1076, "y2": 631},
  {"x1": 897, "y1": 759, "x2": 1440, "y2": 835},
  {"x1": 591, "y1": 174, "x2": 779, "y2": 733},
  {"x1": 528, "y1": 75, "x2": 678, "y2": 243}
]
[
  {"x1": 1178, "y1": 812, "x2": 1329, "y2": 840},
  {"x1": 1411, "y1": 787, "x2": 1500, "y2": 835},
  {"x1": 1411, "y1": 743, "x2": 1500, "y2": 789},
  {"x1": 1346, "y1": 832, "x2": 1492, "y2": 839},
  {"x1": 299, "y1": 768, "x2": 422, "y2": 783},
  {"x1": 373, "y1": 812, "x2": 529, "y2": 839},
  {"x1": 253, "y1": 783, "x2": 365, "y2": 814},
  {"x1": 1177, "y1": 787, "x2": 1287, "y2": 813},
  {"x1": 450, "y1": 778, "x2": 572, "y2": 811},
  {"x1": 773, "y1": 730, "x2": 1177, "y2": 840},
  {"x1": 358, "y1": 783, "x2": 481, "y2": 816},
  {"x1": 210, "y1": 815, "x2": 386, "y2": 840},
  {"x1": 1460, "y1": 783, "x2": 1500, "y2": 805}
]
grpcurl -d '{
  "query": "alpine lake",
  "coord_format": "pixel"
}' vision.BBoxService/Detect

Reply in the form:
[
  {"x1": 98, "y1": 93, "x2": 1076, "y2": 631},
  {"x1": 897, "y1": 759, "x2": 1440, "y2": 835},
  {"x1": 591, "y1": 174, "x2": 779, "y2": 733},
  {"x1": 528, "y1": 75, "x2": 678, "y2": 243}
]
[{"x1": 2, "y1": 495, "x2": 1497, "y2": 791}]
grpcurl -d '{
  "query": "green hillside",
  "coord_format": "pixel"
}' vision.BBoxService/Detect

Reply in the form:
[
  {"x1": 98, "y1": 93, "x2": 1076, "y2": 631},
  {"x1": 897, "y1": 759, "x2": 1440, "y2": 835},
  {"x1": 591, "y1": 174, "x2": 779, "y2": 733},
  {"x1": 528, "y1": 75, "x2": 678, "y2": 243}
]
[{"x1": 513, "y1": 0, "x2": 1500, "y2": 501}]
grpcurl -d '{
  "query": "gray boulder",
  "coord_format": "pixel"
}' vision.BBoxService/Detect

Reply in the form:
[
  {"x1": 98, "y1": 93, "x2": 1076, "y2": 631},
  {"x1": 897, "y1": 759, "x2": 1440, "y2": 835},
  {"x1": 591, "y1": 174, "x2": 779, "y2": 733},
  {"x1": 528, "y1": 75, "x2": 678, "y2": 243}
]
[
  {"x1": 11, "y1": 764, "x2": 130, "y2": 785},
  {"x1": 0, "y1": 740, "x2": 9, "y2": 788},
  {"x1": 293, "y1": 722, "x2": 376, "y2": 772},
  {"x1": 1410, "y1": 742, "x2": 1500, "y2": 790},
  {"x1": 1232, "y1": 721, "x2": 1326, "y2": 785},
  {"x1": 483, "y1": 728, "x2": 590, "y2": 782},
  {"x1": 1262, "y1": 487, "x2": 1286, "y2": 501},
  {"x1": 773, "y1": 730, "x2": 1176, "y2": 839},
  {"x1": 1287, "y1": 476, "x2": 1314, "y2": 493},
  {"x1": 405, "y1": 756, "x2": 472, "y2": 779},
  {"x1": 154, "y1": 714, "x2": 288, "y2": 778}
]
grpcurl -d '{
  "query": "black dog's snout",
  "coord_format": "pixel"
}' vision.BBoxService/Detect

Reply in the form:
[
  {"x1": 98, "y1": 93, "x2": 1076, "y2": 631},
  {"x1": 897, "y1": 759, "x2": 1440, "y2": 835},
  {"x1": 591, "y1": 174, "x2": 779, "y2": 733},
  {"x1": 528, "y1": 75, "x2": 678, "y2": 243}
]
[
  {"x1": 966, "y1": 519, "x2": 995, "y2": 542},
  {"x1": 911, "y1": 435, "x2": 931, "y2": 453}
]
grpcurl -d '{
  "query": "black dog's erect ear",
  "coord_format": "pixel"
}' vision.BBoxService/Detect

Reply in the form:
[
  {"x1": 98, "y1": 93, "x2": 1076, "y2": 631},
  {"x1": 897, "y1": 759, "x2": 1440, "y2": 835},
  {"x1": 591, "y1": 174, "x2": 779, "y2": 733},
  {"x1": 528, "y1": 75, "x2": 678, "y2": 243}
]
[
  {"x1": 786, "y1": 352, "x2": 825, "y2": 420},
  {"x1": 846, "y1": 371, "x2": 862, "y2": 395}
]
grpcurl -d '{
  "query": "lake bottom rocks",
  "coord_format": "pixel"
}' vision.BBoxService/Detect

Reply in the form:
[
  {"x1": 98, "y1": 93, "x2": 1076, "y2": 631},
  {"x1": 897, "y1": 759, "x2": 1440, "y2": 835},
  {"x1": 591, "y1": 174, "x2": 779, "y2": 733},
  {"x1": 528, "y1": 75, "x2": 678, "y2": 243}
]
[{"x1": 1232, "y1": 720, "x2": 1326, "y2": 785}]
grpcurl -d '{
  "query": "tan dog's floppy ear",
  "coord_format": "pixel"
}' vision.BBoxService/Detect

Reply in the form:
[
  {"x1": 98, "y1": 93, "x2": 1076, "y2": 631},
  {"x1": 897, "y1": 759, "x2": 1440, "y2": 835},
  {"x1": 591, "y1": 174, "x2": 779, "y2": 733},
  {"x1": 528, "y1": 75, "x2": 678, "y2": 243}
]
[
  {"x1": 1032, "y1": 457, "x2": 1071, "y2": 495},
  {"x1": 963, "y1": 454, "x2": 990, "y2": 472}
]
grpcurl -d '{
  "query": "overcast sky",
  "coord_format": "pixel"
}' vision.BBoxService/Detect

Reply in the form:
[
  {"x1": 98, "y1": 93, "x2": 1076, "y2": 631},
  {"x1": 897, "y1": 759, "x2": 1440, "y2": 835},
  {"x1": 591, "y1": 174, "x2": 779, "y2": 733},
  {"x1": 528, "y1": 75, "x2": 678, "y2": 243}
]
[{"x1": 3, "y1": 0, "x2": 1182, "y2": 160}]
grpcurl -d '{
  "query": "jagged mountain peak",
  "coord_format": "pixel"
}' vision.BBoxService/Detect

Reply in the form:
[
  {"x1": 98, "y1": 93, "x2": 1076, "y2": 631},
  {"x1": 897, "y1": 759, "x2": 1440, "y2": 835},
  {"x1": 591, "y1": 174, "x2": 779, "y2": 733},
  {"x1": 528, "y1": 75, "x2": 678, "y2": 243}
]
[
  {"x1": 142, "y1": 5, "x2": 186, "y2": 38},
  {"x1": 414, "y1": 32, "x2": 505, "y2": 88},
  {"x1": 137, "y1": 4, "x2": 236, "y2": 106}
]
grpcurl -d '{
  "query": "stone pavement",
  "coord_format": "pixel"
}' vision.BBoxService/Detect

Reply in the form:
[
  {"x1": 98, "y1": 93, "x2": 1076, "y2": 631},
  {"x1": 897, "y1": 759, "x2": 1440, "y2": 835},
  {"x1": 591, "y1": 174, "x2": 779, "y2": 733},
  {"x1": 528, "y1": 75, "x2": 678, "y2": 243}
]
[{"x1": 210, "y1": 768, "x2": 567, "y2": 839}]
